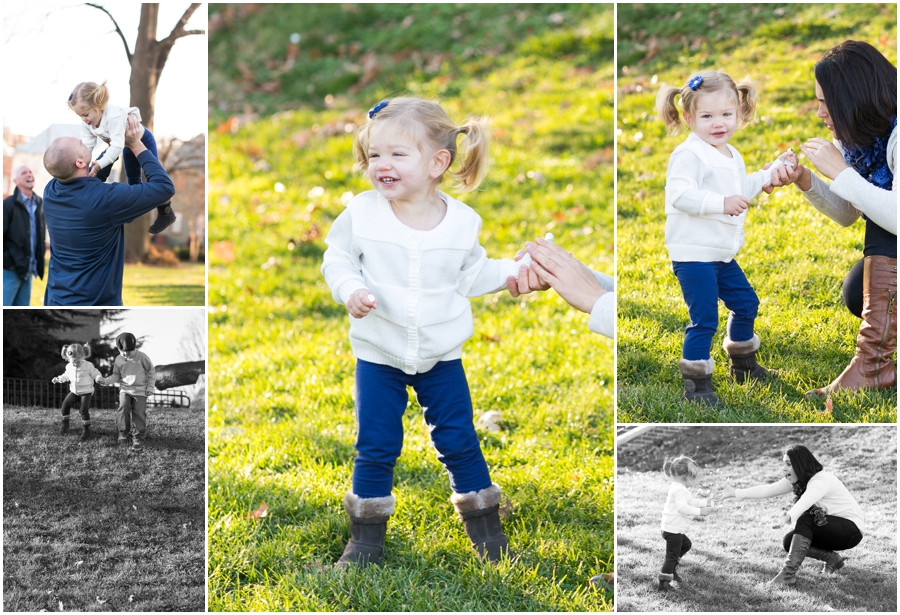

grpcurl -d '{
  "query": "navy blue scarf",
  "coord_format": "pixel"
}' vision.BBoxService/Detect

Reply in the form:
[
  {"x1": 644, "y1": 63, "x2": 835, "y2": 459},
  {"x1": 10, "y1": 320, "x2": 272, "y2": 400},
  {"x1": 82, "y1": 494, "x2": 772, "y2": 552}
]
[{"x1": 842, "y1": 116, "x2": 896, "y2": 190}]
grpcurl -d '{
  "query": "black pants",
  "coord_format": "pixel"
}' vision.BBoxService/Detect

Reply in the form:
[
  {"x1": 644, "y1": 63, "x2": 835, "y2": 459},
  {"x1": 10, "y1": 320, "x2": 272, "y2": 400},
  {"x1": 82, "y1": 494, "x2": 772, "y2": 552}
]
[
  {"x1": 61, "y1": 392, "x2": 91, "y2": 423},
  {"x1": 661, "y1": 531, "x2": 692, "y2": 574},
  {"x1": 783, "y1": 512, "x2": 863, "y2": 552},
  {"x1": 842, "y1": 219, "x2": 897, "y2": 318}
]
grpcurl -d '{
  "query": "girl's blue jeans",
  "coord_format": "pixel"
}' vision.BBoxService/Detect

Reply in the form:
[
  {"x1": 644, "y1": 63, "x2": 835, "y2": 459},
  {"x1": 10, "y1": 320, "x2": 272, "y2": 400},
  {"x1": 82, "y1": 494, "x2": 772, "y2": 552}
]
[
  {"x1": 95, "y1": 126, "x2": 157, "y2": 185},
  {"x1": 352, "y1": 358, "x2": 493, "y2": 499},
  {"x1": 672, "y1": 259, "x2": 759, "y2": 361}
]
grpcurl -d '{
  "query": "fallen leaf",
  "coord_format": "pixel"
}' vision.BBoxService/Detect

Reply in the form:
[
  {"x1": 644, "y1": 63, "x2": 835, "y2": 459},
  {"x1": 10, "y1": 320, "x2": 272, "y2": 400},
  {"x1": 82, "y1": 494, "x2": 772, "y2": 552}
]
[
  {"x1": 824, "y1": 396, "x2": 833, "y2": 413},
  {"x1": 249, "y1": 502, "x2": 269, "y2": 519},
  {"x1": 96, "y1": 597, "x2": 106, "y2": 604},
  {"x1": 129, "y1": 595, "x2": 134, "y2": 602},
  {"x1": 59, "y1": 601, "x2": 64, "y2": 611},
  {"x1": 75, "y1": 560, "x2": 83, "y2": 567},
  {"x1": 212, "y1": 241, "x2": 236, "y2": 263}
]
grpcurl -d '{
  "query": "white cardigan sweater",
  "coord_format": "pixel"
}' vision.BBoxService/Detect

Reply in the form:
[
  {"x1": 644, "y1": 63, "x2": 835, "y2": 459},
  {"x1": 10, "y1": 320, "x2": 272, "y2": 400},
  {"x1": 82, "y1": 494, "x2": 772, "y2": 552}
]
[
  {"x1": 660, "y1": 482, "x2": 708, "y2": 534},
  {"x1": 801, "y1": 126, "x2": 897, "y2": 235},
  {"x1": 322, "y1": 190, "x2": 522, "y2": 375},
  {"x1": 664, "y1": 132, "x2": 771, "y2": 262},
  {"x1": 735, "y1": 472, "x2": 865, "y2": 532},
  {"x1": 81, "y1": 103, "x2": 144, "y2": 170},
  {"x1": 589, "y1": 271, "x2": 616, "y2": 339}
]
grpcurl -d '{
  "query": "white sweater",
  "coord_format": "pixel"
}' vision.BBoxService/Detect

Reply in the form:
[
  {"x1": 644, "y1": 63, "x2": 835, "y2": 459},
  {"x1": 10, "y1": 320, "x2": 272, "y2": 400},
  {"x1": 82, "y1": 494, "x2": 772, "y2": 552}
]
[
  {"x1": 81, "y1": 103, "x2": 144, "y2": 170},
  {"x1": 55, "y1": 361, "x2": 101, "y2": 395},
  {"x1": 801, "y1": 126, "x2": 897, "y2": 235},
  {"x1": 664, "y1": 132, "x2": 770, "y2": 262},
  {"x1": 589, "y1": 271, "x2": 616, "y2": 339},
  {"x1": 322, "y1": 190, "x2": 523, "y2": 375},
  {"x1": 735, "y1": 472, "x2": 865, "y2": 532},
  {"x1": 660, "y1": 482, "x2": 708, "y2": 534}
]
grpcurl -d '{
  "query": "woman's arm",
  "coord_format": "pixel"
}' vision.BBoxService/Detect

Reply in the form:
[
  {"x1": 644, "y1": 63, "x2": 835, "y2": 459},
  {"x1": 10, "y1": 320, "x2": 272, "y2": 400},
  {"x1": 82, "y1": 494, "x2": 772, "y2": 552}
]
[{"x1": 733, "y1": 477, "x2": 793, "y2": 500}]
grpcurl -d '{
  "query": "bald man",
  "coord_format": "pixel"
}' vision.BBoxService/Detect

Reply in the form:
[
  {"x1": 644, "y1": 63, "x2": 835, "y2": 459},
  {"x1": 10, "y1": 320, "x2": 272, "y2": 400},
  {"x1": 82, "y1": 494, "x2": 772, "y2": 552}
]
[
  {"x1": 41, "y1": 116, "x2": 175, "y2": 305},
  {"x1": 3, "y1": 164, "x2": 45, "y2": 305}
]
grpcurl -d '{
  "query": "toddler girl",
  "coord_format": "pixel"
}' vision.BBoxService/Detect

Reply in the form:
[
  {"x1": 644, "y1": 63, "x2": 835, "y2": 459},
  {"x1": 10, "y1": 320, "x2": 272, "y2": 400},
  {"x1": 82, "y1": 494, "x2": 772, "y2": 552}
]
[
  {"x1": 67, "y1": 81, "x2": 175, "y2": 234},
  {"x1": 322, "y1": 97, "x2": 526, "y2": 568},
  {"x1": 656, "y1": 71, "x2": 794, "y2": 406},
  {"x1": 659, "y1": 454, "x2": 715, "y2": 591},
  {"x1": 52, "y1": 343, "x2": 103, "y2": 441}
]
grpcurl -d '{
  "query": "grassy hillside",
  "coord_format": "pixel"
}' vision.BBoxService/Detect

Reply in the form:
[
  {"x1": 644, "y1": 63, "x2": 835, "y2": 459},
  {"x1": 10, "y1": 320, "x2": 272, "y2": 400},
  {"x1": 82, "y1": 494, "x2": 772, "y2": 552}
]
[
  {"x1": 616, "y1": 3, "x2": 897, "y2": 422},
  {"x1": 207, "y1": 4, "x2": 615, "y2": 611}
]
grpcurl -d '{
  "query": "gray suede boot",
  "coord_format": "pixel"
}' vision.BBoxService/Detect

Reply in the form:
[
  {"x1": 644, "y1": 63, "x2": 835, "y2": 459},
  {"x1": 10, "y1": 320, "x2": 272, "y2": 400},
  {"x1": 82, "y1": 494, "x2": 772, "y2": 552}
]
[
  {"x1": 657, "y1": 572, "x2": 675, "y2": 591},
  {"x1": 723, "y1": 335, "x2": 776, "y2": 383},
  {"x1": 678, "y1": 358, "x2": 722, "y2": 406},
  {"x1": 806, "y1": 545, "x2": 845, "y2": 574},
  {"x1": 335, "y1": 491, "x2": 395, "y2": 569},
  {"x1": 451, "y1": 484, "x2": 510, "y2": 562}
]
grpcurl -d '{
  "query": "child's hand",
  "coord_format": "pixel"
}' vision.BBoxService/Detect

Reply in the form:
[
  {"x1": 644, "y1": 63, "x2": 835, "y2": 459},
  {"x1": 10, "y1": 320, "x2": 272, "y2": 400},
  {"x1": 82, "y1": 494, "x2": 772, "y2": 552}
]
[
  {"x1": 723, "y1": 195, "x2": 750, "y2": 216},
  {"x1": 51, "y1": 376, "x2": 60, "y2": 384},
  {"x1": 347, "y1": 288, "x2": 377, "y2": 318},
  {"x1": 699, "y1": 506, "x2": 715, "y2": 516},
  {"x1": 88, "y1": 162, "x2": 100, "y2": 177}
]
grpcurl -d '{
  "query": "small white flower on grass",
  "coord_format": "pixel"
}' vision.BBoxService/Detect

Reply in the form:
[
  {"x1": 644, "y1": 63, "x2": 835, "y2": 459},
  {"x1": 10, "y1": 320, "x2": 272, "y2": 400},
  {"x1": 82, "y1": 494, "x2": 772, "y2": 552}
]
[
  {"x1": 132, "y1": 505, "x2": 137, "y2": 511},
  {"x1": 96, "y1": 597, "x2": 106, "y2": 604},
  {"x1": 74, "y1": 561, "x2": 83, "y2": 567},
  {"x1": 128, "y1": 595, "x2": 134, "y2": 603}
]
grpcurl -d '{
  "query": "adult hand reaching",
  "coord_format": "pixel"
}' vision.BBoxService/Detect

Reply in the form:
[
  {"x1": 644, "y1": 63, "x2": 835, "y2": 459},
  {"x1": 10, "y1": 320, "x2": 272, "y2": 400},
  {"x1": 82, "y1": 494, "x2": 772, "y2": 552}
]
[
  {"x1": 524, "y1": 237, "x2": 607, "y2": 314},
  {"x1": 800, "y1": 138, "x2": 850, "y2": 180},
  {"x1": 123, "y1": 115, "x2": 146, "y2": 155},
  {"x1": 506, "y1": 249, "x2": 550, "y2": 297},
  {"x1": 763, "y1": 160, "x2": 811, "y2": 192},
  {"x1": 718, "y1": 485, "x2": 736, "y2": 501},
  {"x1": 771, "y1": 513, "x2": 791, "y2": 529}
]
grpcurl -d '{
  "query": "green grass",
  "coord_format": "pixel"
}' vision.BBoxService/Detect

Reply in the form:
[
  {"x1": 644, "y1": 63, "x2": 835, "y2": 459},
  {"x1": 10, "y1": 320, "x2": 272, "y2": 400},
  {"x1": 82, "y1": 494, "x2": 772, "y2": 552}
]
[
  {"x1": 616, "y1": 3, "x2": 898, "y2": 422},
  {"x1": 29, "y1": 263, "x2": 205, "y2": 307},
  {"x1": 208, "y1": 3, "x2": 614, "y2": 611},
  {"x1": 616, "y1": 426, "x2": 897, "y2": 612},
  {"x1": 3, "y1": 404, "x2": 205, "y2": 612}
]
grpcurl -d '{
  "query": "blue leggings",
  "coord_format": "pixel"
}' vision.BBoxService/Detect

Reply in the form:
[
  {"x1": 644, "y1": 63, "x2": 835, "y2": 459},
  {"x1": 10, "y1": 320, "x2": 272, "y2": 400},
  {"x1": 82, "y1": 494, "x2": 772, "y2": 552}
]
[
  {"x1": 352, "y1": 359, "x2": 493, "y2": 498},
  {"x1": 95, "y1": 126, "x2": 157, "y2": 185},
  {"x1": 673, "y1": 259, "x2": 760, "y2": 361}
]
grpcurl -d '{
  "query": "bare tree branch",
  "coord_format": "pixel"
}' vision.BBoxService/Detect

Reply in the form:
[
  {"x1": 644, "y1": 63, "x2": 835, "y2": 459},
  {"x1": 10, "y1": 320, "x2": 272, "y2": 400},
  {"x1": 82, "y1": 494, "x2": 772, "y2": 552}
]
[
  {"x1": 84, "y1": 2, "x2": 132, "y2": 62},
  {"x1": 161, "y1": 3, "x2": 206, "y2": 45}
]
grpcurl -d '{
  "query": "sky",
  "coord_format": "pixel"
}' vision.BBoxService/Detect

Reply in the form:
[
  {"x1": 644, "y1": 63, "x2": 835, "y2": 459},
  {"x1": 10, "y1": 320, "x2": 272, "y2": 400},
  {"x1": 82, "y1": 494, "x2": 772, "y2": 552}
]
[
  {"x1": 2, "y1": 1, "x2": 207, "y2": 140},
  {"x1": 100, "y1": 308, "x2": 205, "y2": 366}
]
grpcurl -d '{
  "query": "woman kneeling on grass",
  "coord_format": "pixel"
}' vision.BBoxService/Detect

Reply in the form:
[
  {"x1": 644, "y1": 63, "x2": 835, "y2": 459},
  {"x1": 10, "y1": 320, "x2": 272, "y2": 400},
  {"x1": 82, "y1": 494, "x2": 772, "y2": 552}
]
[
  {"x1": 768, "y1": 40, "x2": 897, "y2": 397},
  {"x1": 720, "y1": 444, "x2": 864, "y2": 586}
]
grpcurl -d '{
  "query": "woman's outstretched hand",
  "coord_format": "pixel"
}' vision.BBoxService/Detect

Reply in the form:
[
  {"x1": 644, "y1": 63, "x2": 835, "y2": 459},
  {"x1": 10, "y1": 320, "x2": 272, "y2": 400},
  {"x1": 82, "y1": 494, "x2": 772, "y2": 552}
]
[
  {"x1": 717, "y1": 485, "x2": 736, "y2": 501},
  {"x1": 521, "y1": 237, "x2": 607, "y2": 314},
  {"x1": 801, "y1": 138, "x2": 850, "y2": 181},
  {"x1": 764, "y1": 160, "x2": 811, "y2": 192}
]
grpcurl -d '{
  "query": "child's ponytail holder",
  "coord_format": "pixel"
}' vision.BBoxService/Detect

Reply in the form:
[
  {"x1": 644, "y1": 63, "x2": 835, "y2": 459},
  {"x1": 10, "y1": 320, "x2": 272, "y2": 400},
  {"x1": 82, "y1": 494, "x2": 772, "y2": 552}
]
[
  {"x1": 368, "y1": 100, "x2": 389, "y2": 119},
  {"x1": 68, "y1": 92, "x2": 74, "y2": 102},
  {"x1": 687, "y1": 76, "x2": 703, "y2": 91}
]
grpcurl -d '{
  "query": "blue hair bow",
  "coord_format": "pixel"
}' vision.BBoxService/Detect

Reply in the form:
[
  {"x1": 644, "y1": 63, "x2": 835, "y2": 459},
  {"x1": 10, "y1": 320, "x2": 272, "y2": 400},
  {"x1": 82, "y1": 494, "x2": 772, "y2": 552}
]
[
  {"x1": 687, "y1": 76, "x2": 703, "y2": 91},
  {"x1": 368, "y1": 100, "x2": 389, "y2": 119}
]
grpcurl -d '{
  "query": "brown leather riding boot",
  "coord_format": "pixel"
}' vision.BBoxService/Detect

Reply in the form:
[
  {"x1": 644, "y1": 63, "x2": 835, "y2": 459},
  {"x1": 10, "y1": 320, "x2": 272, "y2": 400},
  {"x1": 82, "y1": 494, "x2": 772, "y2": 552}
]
[{"x1": 808, "y1": 255, "x2": 897, "y2": 397}]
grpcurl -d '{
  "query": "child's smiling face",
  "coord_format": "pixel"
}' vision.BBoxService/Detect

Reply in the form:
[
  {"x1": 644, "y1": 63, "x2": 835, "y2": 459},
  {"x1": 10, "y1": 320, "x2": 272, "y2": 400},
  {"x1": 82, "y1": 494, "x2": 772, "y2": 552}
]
[
  {"x1": 366, "y1": 120, "x2": 448, "y2": 205},
  {"x1": 74, "y1": 104, "x2": 103, "y2": 128},
  {"x1": 684, "y1": 89, "x2": 738, "y2": 154}
]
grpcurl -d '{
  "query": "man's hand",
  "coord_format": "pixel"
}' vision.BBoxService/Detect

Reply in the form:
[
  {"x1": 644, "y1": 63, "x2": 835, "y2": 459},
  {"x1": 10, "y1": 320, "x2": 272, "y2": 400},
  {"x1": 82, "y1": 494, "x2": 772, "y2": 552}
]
[{"x1": 123, "y1": 115, "x2": 146, "y2": 155}]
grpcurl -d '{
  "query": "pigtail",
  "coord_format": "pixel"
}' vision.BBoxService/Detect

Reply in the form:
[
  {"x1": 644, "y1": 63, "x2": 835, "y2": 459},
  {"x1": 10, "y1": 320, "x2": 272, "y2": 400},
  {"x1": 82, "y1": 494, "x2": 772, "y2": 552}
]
[
  {"x1": 352, "y1": 123, "x2": 372, "y2": 173},
  {"x1": 451, "y1": 117, "x2": 491, "y2": 193},
  {"x1": 656, "y1": 85, "x2": 685, "y2": 136},
  {"x1": 735, "y1": 79, "x2": 757, "y2": 127},
  {"x1": 93, "y1": 81, "x2": 110, "y2": 110},
  {"x1": 83, "y1": 344, "x2": 92, "y2": 359},
  {"x1": 662, "y1": 456, "x2": 674, "y2": 477},
  {"x1": 60, "y1": 345, "x2": 70, "y2": 361},
  {"x1": 67, "y1": 80, "x2": 110, "y2": 112}
]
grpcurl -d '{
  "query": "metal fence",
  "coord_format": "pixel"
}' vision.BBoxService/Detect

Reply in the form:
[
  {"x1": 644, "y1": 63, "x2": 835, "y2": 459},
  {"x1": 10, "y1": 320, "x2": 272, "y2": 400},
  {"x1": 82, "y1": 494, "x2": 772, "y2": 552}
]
[{"x1": 3, "y1": 378, "x2": 191, "y2": 410}]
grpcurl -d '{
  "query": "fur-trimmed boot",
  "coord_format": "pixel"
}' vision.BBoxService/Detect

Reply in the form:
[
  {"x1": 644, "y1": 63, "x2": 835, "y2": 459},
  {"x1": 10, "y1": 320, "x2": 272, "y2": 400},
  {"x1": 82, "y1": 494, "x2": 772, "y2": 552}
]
[
  {"x1": 451, "y1": 483, "x2": 510, "y2": 562},
  {"x1": 808, "y1": 255, "x2": 897, "y2": 397},
  {"x1": 657, "y1": 572, "x2": 675, "y2": 591},
  {"x1": 335, "y1": 491, "x2": 395, "y2": 569},
  {"x1": 79, "y1": 422, "x2": 91, "y2": 442},
  {"x1": 678, "y1": 358, "x2": 722, "y2": 406},
  {"x1": 60, "y1": 416, "x2": 70, "y2": 435},
  {"x1": 723, "y1": 334, "x2": 776, "y2": 383},
  {"x1": 768, "y1": 533, "x2": 811, "y2": 586},
  {"x1": 148, "y1": 202, "x2": 177, "y2": 234},
  {"x1": 806, "y1": 545, "x2": 845, "y2": 574}
]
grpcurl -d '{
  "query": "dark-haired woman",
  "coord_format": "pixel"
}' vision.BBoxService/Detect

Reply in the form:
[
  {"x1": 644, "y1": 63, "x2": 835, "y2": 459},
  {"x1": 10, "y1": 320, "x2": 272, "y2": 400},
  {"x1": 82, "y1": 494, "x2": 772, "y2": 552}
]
[
  {"x1": 770, "y1": 40, "x2": 897, "y2": 397},
  {"x1": 719, "y1": 445, "x2": 865, "y2": 586}
]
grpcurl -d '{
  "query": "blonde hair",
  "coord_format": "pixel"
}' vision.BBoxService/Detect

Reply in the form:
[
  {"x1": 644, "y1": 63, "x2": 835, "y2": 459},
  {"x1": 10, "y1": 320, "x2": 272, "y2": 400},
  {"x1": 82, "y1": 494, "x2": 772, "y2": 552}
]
[
  {"x1": 68, "y1": 81, "x2": 110, "y2": 113},
  {"x1": 662, "y1": 454, "x2": 700, "y2": 480},
  {"x1": 353, "y1": 97, "x2": 490, "y2": 193},
  {"x1": 656, "y1": 71, "x2": 757, "y2": 136}
]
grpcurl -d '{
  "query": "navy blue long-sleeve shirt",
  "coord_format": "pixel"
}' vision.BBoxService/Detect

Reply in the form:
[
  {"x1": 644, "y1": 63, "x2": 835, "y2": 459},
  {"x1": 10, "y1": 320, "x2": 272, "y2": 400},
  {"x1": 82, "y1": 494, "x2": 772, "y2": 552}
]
[{"x1": 42, "y1": 150, "x2": 175, "y2": 306}]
